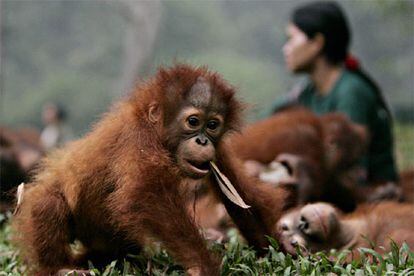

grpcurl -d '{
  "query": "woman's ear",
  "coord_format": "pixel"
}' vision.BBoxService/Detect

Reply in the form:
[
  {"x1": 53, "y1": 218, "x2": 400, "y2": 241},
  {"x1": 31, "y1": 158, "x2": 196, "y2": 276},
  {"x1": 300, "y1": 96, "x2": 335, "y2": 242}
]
[{"x1": 312, "y1": 33, "x2": 325, "y2": 53}]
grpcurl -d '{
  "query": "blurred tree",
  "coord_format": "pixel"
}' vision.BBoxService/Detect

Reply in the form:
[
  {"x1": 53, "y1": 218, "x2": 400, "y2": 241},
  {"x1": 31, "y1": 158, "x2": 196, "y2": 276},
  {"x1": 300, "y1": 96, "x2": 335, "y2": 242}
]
[{"x1": 114, "y1": 0, "x2": 161, "y2": 95}]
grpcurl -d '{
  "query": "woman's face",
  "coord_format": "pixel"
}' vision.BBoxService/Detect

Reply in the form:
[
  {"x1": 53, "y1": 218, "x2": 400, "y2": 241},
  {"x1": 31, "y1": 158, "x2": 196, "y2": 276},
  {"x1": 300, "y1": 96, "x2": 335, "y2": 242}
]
[
  {"x1": 42, "y1": 104, "x2": 59, "y2": 124},
  {"x1": 283, "y1": 23, "x2": 322, "y2": 73}
]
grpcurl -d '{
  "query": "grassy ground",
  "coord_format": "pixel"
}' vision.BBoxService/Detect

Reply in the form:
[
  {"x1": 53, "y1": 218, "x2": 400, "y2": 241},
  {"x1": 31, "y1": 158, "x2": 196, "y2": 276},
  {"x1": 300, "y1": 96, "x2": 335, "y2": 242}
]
[
  {"x1": 1, "y1": 124, "x2": 413, "y2": 275},
  {"x1": 1, "y1": 223, "x2": 413, "y2": 275}
]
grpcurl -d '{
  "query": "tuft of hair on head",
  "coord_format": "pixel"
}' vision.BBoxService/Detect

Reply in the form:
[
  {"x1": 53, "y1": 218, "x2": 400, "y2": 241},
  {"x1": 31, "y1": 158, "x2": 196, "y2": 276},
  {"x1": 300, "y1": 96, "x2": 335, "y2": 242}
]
[{"x1": 159, "y1": 63, "x2": 245, "y2": 131}]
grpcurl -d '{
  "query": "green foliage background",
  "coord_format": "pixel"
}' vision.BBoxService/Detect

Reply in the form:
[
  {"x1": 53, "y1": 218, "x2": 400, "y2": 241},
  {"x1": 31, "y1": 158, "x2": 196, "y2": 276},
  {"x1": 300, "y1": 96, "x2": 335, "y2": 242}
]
[
  {"x1": 2, "y1": 0, "x2": 412, "y2": 169},
  {"x1": 2, "y1": 1, "x2": 413, "y2": 133}
]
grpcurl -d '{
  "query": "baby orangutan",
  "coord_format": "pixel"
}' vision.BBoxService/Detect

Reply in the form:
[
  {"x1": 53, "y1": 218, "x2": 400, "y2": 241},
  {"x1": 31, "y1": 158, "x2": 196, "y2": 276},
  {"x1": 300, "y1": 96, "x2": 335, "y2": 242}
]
[
  {"x1": 12, "y1": 64, "x2": 295, "y2": 276},
  {"x1": 276, "y1": 202, "x2": 414, "y2": 257}
]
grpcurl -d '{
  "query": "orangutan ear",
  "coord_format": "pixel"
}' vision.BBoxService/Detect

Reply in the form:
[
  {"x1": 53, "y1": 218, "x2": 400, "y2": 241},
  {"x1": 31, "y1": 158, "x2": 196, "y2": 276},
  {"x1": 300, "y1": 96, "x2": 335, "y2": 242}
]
[{"x1": 148, "y1": 102, "x2": 162, "y2": 124}]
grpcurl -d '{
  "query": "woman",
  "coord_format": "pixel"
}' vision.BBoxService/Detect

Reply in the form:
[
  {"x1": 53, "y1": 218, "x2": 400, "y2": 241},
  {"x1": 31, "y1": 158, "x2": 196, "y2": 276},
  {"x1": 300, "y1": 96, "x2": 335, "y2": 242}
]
[{"x1": 270, "y1": 1, "x2": 398, "y2": 189}]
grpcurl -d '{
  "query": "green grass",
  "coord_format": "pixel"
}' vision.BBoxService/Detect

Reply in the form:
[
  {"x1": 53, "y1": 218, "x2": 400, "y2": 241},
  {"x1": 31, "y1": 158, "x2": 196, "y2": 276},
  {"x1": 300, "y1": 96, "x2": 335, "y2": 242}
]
[
  {"x1": 395, "y1": 123, "x2": 414, "y2": 170},
  {"x1": 1, "y1": 219, "x2": 414, "y2": 275},
  {"x1": 1, "y1": 124, "x2": 413, "y2": 275}
]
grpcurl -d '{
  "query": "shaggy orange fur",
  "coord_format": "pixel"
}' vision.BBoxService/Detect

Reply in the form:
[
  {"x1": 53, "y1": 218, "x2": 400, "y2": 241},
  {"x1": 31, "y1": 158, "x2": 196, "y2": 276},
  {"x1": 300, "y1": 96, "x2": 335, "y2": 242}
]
[
  {"x1": 230, "y1": 108, "x2": 367, "y2": 212},
  {"x1": 12, "y1": 64, "x2": 294, "y2": 275},
  {"x1": 276, "y1": 201, "x2": 414, "y2": 257}
]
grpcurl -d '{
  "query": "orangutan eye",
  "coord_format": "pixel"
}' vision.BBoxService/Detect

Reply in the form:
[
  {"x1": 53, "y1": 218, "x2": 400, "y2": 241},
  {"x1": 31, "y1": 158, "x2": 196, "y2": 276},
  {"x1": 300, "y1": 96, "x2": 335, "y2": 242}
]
[
  {"x1": 187, "y1": 116, "x2": 200, "y2": 127},
  {"x1": 299, "y1": 215, "x2": 309, "y2": 231},
  {"x1": 207, "y1": 120, "x2": 220, "y2": 130}
]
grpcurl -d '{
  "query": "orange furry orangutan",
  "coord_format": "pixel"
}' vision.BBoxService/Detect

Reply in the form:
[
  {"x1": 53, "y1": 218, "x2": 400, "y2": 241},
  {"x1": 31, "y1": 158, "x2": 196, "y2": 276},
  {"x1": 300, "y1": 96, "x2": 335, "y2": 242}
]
[
  {"x1": 230, "y1": 108, "x2": 367, "y2": 212},
  {"x1": 276, "y1": 202, "x2": 414, "y2": 257},
  {"x1": 12, "y1": 64, "x2": 296, "y2": 276}
]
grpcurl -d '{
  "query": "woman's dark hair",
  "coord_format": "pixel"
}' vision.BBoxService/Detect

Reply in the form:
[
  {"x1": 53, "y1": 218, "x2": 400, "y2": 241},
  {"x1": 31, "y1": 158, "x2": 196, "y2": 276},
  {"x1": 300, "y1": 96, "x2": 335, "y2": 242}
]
[
  {"x1": 349, "y1": 62, "x2": 392, "y2": 117},
  {"x1": 292, "y1": 1, "x2": 350, "y2": 65},
  {"x1": 292, "y1": 1, "x2": 391, "y2": 117}
]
